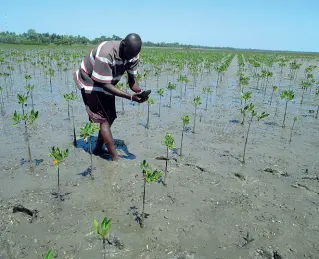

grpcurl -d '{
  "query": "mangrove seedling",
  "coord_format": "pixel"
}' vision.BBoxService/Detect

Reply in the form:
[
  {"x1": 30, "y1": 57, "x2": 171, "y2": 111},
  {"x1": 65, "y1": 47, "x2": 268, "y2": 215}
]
[
  {"x1": 167, "y1": 82, "x2": 176, "y2": 108},
  {"x1": 203, "y1": 87, "x2": 213, "y2": 111},
  {"x1": 240, "y1": 91, "x2": 252, "y2": 125},
  {"x1": 80, "y1": 122, "x2": 100, "y2": 179},
  {"x1": 300, "y1": 80, "x2": 311, "y2": 105},
  {"x1": 269, "y1": 85, "x2": 278, "y2": 106},
  {"x1": 94, "y1": 217, "x2": 112, "y2": 259},
  {"x1": 280, "y1": 90, "x2": 295, "y2": 128},
  {"x1": 157, "y1": 88, "x2": 164, "y2": 117},
  {"x1": 242, "y1": 103, "x2": 269, "y2": 163},
  {"x1": 146, "y1": 98, "x2": 156, "y2": 129},
  {"x1": 180, "y1": 115, "x2": 190, "y2": 156},
  {"x1": 25, "y1": 84, "x2": 35, "y2": 110},
  {"x1": 12, "y1": 104, "x2": 39, "y2": 169},
  {"x1": 163, "y1": 133, "x2": 176, "y2": 186},
  {"x1": 140, "y1": 160, "x2": 163, "y2": 228},
  {"x1": 48, "y1": 146, "x2": 69, "y2": 201},
  {"x1": 289, "y1": 116, "x2": 298, "y2": 143},
  {"x1": 43, "y1": 248, "x2": 54, "y2": 259},
  {"x1": 63, "y1": 92, "x2": 78, "y2": 146},
  {"x1": 192, "y1": 96, "x2": 202, "y2": 133}
]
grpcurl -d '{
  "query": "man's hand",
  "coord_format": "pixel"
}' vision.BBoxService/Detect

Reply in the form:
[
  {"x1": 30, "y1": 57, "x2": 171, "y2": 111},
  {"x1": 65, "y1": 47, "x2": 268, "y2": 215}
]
[
  {"x1": 132, "y1": 93, "x2": 147, "y2": 103},
  {"x1": 131, "y1": 84, "x2": 143, "y2": 93}
]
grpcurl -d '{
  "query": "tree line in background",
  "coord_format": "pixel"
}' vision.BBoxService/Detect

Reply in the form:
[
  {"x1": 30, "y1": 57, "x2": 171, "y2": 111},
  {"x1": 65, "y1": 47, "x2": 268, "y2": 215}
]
[{"x1": 0, "y1": 29, "x2": 236, "y2": 50}]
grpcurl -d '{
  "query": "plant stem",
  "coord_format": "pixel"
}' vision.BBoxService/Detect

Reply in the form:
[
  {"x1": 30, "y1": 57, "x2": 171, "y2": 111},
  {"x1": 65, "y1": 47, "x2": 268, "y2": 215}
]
[
  {"x1": 169, "y1": 90, "x2": 172, "y2": 108},
  {"x1": 193, "y1": 105, "x2": 197, "y2": 133},
  {"x1": 180, "y1": 124, "x2": 184, "y2": 156},
  {"x1": 146, "y1": 103, "x2": 150, "y2": 129},
  {"x1": 301, "y1": 88, "x2": 305, "y2": 105},
  {"x1": 289, "y1": 120, "x2": 297, "y2": 142},
  {"x1": 205, "y1": 91, "x2": 209, "y2": 111},
  {"x1": 164, "y1": 147, "x2": 169, "y2": 186},
  {"x1": 121, "y1": 98, "x2": 124, "y2": 114},
  {"x1": 71, "y1": 106, "x2": 77, "y2": 147},
  {"x1": 67, "y1": 101, "x2": 70, "y2": 120},
  {"x1": 103, "y1": 238, "x2": 106, "y2": 259},
  {"x1": 158, "y1": 96, "x2": 161, "y2": 117},
  {"x1": 269, "y1": 89, "x2": 275, "y2": 105},
  {"x1": 141, "y1": 177, "x2": 146, "y2": 228},
  {"x1": 282, "y1": 101, "x2": 288, "y2": 128},
  {"x1": 243, "y1": 116, "x2": 253, "y2": 164},
  {"x1": 89, "y1": 136, "x2": 94, "y2": 179},
  {"x1": 58, "y1": 167, "x2": 60, "y2": 200},
  {"x1": 316, "y1": 105, "x2": 319, "y2": 119}
]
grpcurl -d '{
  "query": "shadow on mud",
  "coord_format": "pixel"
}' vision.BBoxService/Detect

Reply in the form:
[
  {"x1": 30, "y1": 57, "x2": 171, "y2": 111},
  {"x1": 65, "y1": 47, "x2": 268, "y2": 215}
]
[{"x1": 75, "y1": 137, "x2": 136, "y2": 160}]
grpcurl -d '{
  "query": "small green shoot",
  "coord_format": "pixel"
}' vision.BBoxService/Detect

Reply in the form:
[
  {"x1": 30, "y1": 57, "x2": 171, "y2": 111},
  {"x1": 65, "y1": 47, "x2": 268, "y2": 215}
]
[
  {"x1": 163, "y1": 133, "x2": 176, "y2": 186},
  {"x1": 180, "y1": 115, "x2": 190, "y2": 156}
]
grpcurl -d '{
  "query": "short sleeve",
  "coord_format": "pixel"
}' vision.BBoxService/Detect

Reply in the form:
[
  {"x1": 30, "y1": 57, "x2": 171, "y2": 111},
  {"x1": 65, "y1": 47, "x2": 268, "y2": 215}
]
[
  {"x1": 126, "y1": 54, "x2": 139, "y2": 75},
  {"x1": 91, "y1": 55, "x2": 113, "y2": 84}
]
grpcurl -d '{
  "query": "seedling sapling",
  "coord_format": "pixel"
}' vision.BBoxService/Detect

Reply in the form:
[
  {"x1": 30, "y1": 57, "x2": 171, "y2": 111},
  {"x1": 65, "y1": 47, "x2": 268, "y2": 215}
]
[
  {"x1": 80, "y1": 122, "x2": 100, "y2": 179},
  {"x1": 25, "y1": 84, "x2": 35, "y2": 110},
  {"x1": 157, "y1": 88, "x2": 164, "y2": 117},
  {"x1": 203, "y1": 88, "x2": 213, "y2": 111},
  {"x1": 140, "y1": 160, "x2": 163, "y2": 228},
  {"x1": 242, "y1": 103, "x2": 269, "y2": 164},
  {"x1": 12, "y1": 95, "x2": 39, "y2": 169},
  {"x1": 180, "y1": 115, "x2": 190, "y2": 156},
  {"x1": 289, "y1": 116, "x2": 298, "y2": 143},
  {"x1": 63, "y1": 92, "x2": 78, "y2": 146},
  {"x1": 269, "y1": 85, "x2": 278, "y2": 106},
  {"x1": 280, "y1": 90, "x2": 295, "y2": 128},
  {"x1": 146, "y1": 98, "x2": 155, "y2": 129},
  {"x1": 163, "y1": 133, "x2": 176, "y2": 186},
  {"x1": 43, "y1": 248, "x2": 54, "y2": 259},
  {"x1": 48, "y1": 146, "x2": 69, "y2": 201},
  {"x1": 167, "y1": 82, "x2": 176, "y2": 108},
  {"x1": 94, "y1": 217, "x2": 112, "y2": 259},
  {"x1": 192, "y1": 96, "x2": 202, "y2": 133},
  {"x1": 300, "y1": 80, "x2": 311, "y2": 105},
  {"x1": 240, "y1": 91, "x2": 252, "y2": 125}
]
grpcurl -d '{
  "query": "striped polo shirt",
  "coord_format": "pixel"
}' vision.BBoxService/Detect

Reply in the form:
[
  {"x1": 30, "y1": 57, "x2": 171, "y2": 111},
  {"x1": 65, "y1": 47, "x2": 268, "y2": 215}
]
[{"x1": 73, "y1": 40, "x2": 139, "y2": 95}]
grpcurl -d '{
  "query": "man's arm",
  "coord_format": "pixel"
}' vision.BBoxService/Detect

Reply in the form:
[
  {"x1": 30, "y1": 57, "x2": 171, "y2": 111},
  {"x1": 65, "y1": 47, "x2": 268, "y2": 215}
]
[
  {"x1": 126, "y1": 55, "x2": 143, "y2": 93},
  {"x1": 103, "y1": 83, "x2": 144, "y2": 103}
]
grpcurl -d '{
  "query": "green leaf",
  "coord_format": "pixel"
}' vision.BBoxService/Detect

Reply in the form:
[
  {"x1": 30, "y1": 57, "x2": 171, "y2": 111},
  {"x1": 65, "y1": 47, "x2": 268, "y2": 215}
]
[
  {"x1": 45, "y1": 248, "x2": 54, "y2": 259},
  {"x1": 94, "y1": 220, "x2": 100, "y2": 235}
]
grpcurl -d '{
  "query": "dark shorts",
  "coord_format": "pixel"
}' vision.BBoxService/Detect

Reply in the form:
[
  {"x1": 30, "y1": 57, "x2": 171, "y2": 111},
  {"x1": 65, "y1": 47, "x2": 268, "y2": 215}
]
[{"x1": 81, "y1": 89, "x2": 117, "y2": 125}]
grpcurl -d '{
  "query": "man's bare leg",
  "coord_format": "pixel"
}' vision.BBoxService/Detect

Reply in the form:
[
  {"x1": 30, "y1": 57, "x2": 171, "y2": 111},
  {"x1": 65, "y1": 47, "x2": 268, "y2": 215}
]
[{"x1": 94, "y1": 122, "x2": 119, "y2": 161}]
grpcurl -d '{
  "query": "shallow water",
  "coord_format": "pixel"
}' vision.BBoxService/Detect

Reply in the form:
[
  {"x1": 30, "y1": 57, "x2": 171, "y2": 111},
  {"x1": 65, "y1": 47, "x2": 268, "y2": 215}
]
[{"x1": 0, "y1": 50, "x2": 319, "y2": 258}]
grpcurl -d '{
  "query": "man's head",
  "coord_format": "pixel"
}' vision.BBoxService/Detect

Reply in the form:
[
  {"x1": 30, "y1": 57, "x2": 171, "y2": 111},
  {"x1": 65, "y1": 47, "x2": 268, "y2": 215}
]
[{"x1": 119, "y1": 33, "x2": 142, "y2": 61}]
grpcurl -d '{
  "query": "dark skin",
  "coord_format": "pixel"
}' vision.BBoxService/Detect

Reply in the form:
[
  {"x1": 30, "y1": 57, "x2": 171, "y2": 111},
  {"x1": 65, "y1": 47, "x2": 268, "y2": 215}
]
[{"x1": 94, "y1": 72, "x2": 147, "y2": 161}]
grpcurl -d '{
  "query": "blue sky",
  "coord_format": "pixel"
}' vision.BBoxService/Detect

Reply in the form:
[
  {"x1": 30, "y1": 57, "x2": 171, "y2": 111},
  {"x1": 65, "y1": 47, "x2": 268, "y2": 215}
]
[{"x1": 2, "y1": 0, "x2": 319, "y2": 52}]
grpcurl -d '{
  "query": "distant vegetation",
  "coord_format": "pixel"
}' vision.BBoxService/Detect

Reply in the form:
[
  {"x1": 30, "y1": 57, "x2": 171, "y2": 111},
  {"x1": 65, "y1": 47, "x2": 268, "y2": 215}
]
[{"x1": 1, "y1": 29, "x2": 318, "y2": 54}]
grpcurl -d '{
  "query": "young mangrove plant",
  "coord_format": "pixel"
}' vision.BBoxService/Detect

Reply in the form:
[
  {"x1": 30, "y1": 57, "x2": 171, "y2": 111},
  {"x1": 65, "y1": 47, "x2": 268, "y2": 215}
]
[
  {"x1": 94, "y1": 217, "x2": 112, "y2": 259},
  {"x1": 63, "y1": 92, "x2": 78, "y2": 146},
  {"x1": 48, "y1": 146, "x2": 69, "y2": 201},
  {"x1": 0, "y1": 87, "x2": 4, "y2": 114},
  {"x1": 12, "y1": 95, "x2": 39, "y2": 169},
  {"x1": 140, "y1": 160, "x2": 163, "y2": 228},
  {"x1": 180, "y1": 115, "x2": 190, "y2": 156},
  {"x1": 157, "y1": 88, "x2": 164, "y2": 117},
  {"x1": 146, "y1": 98, "x2": 156, "y2": 129},
  {"x1": 25, "y1": 84, "x2": 35, "y2": 110},
  {"x1": 192, "y1": 96, "x2": 202, "y2": 133},
  {"x1": 240, "y1": 91, "x2": 252, "y2": 125},
  {"x1": 280, "y1": 90, "x2": 295, "y2": 128},
  {"x1": 269, "y1": 85, "x2": 278, "y2": 106},
  {"x1": 289, "y1": 116, "x2": 298, "y2": 143},
  {"x1": 242, "y1": 103, "x2": 269, "y2": 163},
  {"x1": 43, "y1": 248, "x2": 54, "y2": 259},
  {"x1": 203, "y1": 87, "x2": 213, "y2": 111},
  {"x1": 163, "y1": 133, "x2": 176, "y2": 186},
  {"x1": 300, "y1": 80, "x2": 311, "y2": 105},
  {"x1": 167, "y1": 82, "x2": 177, "y2": 108},
  {"x1": 80, "y1": 122, "x2": 100, "y2": 179}
]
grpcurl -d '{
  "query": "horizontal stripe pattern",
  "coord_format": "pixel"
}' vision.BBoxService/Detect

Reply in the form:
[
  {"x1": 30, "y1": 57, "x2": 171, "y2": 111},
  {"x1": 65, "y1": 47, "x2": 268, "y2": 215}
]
[{"x1": 74, "y1": 40, "x2": 139, "y2": 94}]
